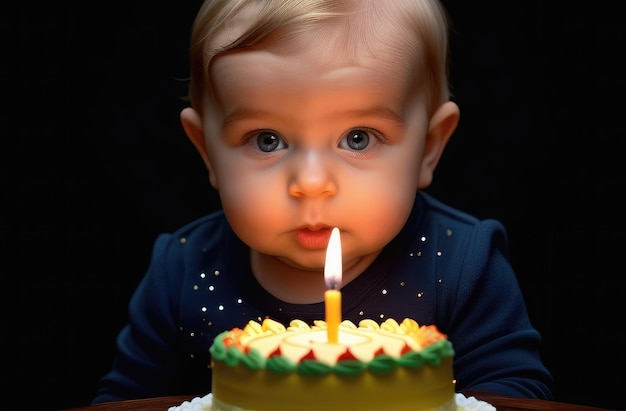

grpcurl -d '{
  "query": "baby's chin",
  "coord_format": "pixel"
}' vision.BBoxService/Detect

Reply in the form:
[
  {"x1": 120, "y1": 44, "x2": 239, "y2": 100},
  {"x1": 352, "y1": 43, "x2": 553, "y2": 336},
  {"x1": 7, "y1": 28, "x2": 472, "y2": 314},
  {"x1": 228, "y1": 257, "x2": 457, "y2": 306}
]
[
  {"x1": 250, "y1": 247, "x2": 326, "y2": 271},
  {"x1": 272, "y1": 253, "x2": 326, "y2": 273}
]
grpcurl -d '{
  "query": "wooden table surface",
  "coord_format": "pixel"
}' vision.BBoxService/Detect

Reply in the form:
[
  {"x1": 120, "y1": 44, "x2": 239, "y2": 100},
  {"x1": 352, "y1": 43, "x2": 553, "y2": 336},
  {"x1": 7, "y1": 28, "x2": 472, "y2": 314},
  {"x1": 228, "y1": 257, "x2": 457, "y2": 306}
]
[{"x1": 63, "y1": 391, "x2": 618, "y2": 411}]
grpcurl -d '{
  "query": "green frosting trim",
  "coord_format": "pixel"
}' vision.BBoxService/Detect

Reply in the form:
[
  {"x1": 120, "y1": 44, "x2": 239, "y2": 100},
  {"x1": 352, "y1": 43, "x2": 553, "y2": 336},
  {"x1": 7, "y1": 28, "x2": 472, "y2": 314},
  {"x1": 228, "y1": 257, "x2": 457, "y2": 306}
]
[
  {"x1": 333, "y1": 360, "x2": 367, "y2": 376},
  {"x1": 266, "y1": 356, "x2": 298, "y2": 374},
  {"x1": 210, "y1": 330, "x2": 454, "y2": 377},
  {"x1": 368, "y1": 354, "x2": 398, "y2": 374},
  {"x1": 239, "y1": 347, "x2": 265, "y2": 369},
  {"x1": 298, "y1": 360, "x2": 333, "y2": 376},
  {"x1": 397, "y1": 340, "x2": 454, "y2": 368},
  {"x1": 396, "y1": 351, "x2": 426, "y2": 368},
  {"x1": 209, "y1": 331, "x2": 228, "y2": 359}
]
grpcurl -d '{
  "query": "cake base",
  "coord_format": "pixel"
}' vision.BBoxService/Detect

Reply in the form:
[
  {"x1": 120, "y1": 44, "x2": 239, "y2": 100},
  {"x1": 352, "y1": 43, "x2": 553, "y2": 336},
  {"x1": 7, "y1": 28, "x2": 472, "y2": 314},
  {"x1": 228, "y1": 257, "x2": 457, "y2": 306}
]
[
  {"x1": 211, "y1": 395, "x2": 457, "y2": 411},
  {"x1": 211, "y1": 357, "x2": 455, "y2": 411}
]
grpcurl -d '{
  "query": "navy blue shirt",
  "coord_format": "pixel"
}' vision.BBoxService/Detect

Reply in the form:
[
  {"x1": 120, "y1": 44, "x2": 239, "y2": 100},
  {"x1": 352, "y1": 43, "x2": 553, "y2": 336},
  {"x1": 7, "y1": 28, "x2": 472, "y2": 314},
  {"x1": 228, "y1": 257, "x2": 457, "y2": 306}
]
[{"x1": 93, "y1": 191, "x2": 552, "y2": 403}]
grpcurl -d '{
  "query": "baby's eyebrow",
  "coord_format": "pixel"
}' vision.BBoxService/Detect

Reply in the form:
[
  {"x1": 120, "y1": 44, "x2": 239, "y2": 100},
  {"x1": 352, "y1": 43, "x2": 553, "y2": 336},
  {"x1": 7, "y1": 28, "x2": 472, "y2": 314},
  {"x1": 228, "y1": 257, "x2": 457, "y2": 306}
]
[
  {"x1": 222, "y1": 108, "x2": 269, "y2": 127},
  {"x1": 342, "y1": 107, "x2": 404, "y2": 125},
  {"x1": 221, "y1": 106, "x2": 404, "y2": 129}
]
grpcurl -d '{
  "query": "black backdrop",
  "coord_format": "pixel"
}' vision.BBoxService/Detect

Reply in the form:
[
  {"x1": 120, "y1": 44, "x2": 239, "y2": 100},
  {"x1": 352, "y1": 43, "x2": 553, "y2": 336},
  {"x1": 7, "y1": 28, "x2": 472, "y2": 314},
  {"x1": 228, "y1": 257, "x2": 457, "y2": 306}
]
[{"x1": 3, "y1": 1, "x2": 624, "y2": 410}]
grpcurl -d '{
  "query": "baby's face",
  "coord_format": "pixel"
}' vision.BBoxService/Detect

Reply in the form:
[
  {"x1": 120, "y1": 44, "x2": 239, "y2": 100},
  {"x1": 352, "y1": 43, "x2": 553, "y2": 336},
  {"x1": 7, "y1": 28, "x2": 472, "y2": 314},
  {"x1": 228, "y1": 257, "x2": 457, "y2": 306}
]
[{"x1": 199, "y1": 39, "x2": 432, "y2": 273}]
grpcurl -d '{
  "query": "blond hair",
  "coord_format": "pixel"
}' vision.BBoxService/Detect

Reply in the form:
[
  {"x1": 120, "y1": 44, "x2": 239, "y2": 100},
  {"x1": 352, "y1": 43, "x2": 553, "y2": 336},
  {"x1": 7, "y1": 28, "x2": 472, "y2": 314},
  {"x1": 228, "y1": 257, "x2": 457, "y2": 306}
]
[{"x1": 187, "y1": 0, "x2": 451, "y2": 117}]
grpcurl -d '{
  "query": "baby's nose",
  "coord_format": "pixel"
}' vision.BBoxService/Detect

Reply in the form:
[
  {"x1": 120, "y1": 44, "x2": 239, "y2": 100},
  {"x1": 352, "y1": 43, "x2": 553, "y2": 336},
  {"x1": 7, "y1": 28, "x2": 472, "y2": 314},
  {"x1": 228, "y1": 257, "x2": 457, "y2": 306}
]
[{"x1": 287, "y1": 150, "x2": 338, "y2": 198}]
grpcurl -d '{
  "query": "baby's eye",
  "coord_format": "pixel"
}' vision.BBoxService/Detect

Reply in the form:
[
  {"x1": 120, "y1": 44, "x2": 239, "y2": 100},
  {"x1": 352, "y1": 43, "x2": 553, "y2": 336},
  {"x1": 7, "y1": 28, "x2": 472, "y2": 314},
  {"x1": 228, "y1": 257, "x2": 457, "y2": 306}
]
[
  {"x1": 255, "y1": 131, "x2": 287, "y2": 152},
  {"x1": 339, "y1": 128, "x2": 372, "y2": 151}
]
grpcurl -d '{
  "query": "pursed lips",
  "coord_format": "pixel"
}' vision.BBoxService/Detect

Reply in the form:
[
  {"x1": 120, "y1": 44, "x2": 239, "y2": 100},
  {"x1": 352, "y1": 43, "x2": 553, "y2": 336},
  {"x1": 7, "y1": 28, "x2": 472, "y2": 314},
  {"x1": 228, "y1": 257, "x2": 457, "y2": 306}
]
[{"x1": 294, "y1": 226, "x2": 333, "y2": 249}]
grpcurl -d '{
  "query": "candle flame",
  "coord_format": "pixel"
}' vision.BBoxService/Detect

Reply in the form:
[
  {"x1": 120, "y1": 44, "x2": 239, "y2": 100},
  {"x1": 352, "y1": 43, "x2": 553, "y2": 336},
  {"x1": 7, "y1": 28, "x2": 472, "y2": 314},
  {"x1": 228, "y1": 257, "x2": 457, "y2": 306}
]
[{"x1": 324, "y1": 227, "x2": 342, "y2": 290}]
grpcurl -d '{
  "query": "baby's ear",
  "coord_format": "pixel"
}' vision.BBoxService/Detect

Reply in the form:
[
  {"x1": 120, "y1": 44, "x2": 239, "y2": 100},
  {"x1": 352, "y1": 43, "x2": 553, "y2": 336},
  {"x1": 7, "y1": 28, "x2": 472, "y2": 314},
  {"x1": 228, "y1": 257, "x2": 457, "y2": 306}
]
[
  {"x1": 418, "y1": 101, "x2": 460, "y2": 188},
  {"x1": 180, "y1": 107, "x2": 218, "y2": 189}
]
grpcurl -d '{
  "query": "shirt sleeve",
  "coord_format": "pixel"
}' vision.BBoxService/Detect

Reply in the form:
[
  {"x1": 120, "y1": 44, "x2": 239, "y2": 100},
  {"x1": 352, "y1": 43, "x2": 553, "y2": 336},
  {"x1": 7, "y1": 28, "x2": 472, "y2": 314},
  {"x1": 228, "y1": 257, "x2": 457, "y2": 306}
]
[
  {"x1": 439, "y1": 218, "x2": 553, "y2": 399},
  {"x1": 92, "y1": 233, "x2": 187, "y2": 403}
]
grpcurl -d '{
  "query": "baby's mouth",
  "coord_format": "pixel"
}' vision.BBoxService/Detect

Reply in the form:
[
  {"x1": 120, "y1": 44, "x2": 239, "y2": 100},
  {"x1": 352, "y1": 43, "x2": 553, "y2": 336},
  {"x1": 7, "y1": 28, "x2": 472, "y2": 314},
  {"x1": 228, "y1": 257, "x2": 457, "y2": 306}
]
[{"x1": 294, "y1": 226, "x2": 332, "y2": 249}]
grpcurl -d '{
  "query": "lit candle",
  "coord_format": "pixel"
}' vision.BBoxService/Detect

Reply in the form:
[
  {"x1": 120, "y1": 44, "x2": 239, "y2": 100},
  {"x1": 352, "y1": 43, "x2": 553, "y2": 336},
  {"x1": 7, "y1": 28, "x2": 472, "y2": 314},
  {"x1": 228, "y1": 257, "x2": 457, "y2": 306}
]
[{"x1": 324, "y1": 227, "x2": 342, "y2": 344}]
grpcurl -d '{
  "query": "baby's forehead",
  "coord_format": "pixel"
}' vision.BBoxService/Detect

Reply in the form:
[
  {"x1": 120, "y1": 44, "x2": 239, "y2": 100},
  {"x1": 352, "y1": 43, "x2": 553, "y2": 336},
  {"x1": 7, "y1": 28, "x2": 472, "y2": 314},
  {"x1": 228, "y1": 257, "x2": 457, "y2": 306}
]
[
  {"x1": 214, "y1": 0, "x2": 422, "y2": 56},
  {"x1": 276, "y1": 18, "x2": 418, "y2": 70},
  {"x1": 194, "y1": 0, "x2": 447, "y2": 115},
  {"x1": 210, "y1": 1, "x2": 423, "y2": 79}
]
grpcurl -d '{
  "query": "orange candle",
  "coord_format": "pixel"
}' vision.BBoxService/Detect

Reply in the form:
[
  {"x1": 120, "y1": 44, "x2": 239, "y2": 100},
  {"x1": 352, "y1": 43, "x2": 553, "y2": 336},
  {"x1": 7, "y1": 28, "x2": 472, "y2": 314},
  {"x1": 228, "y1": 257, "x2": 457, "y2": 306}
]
[
  {"x1": 324, "y1": 227, "x2": 342, "y2": 344},
  {"x1": 325, "y1": 289, "x2": 341, "y2": 344}
]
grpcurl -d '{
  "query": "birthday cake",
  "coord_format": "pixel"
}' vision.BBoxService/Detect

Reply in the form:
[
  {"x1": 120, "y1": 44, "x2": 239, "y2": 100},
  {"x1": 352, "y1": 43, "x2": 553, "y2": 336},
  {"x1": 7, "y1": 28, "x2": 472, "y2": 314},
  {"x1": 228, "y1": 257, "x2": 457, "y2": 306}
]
[{"x1": 207, "y1": 317, "x2": 456, "y2": 411}]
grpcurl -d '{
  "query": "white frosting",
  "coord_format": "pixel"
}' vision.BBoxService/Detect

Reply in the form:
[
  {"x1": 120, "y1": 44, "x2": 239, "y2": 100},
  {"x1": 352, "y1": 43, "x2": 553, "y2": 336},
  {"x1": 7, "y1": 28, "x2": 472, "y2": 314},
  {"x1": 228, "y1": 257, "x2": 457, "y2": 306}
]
[
  {"x1": 168, "y1": 395, "x2": 212, "y2": 411},
  {"x1": 246, "y1": 326, "x2": 416, "y2": 365},
  {"x1": 454, "y1": 393, "x2": 497, "y2": 411},
  {"x1": 167, "y1": 393, "x2": 496, "y2": 411}
]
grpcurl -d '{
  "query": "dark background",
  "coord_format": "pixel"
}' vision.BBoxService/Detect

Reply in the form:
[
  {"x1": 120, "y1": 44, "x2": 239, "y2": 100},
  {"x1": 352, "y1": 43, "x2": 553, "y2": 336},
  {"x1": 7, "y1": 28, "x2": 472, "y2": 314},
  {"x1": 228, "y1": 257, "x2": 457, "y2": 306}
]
[{"x1": 3, "y1": 0, "x2": 624, "y2": 410}]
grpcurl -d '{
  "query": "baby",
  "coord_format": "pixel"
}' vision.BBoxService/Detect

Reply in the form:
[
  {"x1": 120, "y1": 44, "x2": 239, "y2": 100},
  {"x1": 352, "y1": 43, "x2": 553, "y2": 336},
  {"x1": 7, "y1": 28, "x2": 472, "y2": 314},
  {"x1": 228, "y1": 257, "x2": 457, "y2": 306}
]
[{"x1": 93, "y1": 0, "x2": 552, "y2": 403}]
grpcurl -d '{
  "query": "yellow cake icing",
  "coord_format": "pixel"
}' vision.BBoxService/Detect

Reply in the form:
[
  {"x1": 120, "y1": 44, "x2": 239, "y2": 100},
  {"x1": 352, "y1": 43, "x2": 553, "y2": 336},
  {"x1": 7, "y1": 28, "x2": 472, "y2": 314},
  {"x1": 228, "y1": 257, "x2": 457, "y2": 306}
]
[{"x1": 209, "y1": 318, "x2": 456, "y2": 411}]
